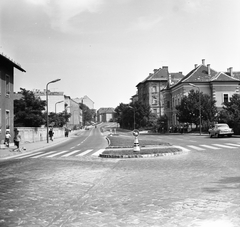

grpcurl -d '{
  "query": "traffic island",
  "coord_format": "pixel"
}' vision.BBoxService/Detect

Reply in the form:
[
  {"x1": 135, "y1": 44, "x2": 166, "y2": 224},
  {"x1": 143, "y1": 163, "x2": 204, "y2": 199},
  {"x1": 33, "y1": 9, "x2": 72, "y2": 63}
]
[
  {"x1": 100, "y1": 146, "x2": 182, "y2": 158},
  {"x1": 101, "y1": 132, "x2": 183, "y2": 158}
]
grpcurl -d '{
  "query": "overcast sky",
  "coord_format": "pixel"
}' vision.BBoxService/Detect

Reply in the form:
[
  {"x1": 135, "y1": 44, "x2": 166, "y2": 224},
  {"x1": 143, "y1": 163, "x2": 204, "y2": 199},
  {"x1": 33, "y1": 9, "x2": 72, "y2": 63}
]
[{"x1": 1, "y1": 0, "x2": 240, "y2": 110}]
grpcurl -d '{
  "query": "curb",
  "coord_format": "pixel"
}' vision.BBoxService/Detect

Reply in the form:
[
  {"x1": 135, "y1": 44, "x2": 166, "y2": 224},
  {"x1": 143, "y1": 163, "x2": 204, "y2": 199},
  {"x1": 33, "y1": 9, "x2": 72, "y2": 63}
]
[{"x1": 99, "y1": 150, "x2": 183, "y2": 158}]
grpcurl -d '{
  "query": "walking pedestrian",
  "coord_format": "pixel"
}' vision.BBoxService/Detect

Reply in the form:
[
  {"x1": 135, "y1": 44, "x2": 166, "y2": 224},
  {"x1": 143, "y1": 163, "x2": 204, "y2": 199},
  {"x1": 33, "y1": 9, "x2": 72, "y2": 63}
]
[
  {"x1": 13, "y1": 129, "x2": 21, "y2": 152},
  {"x1": 49, "y1": 128, "x2": 54, "y2": 141},
  {"x1": 65, "y1": 128, "x2": 69, "y2": 137},
  {"x1": 4, "y1": 131, "x2": 11, "y2": 147}
]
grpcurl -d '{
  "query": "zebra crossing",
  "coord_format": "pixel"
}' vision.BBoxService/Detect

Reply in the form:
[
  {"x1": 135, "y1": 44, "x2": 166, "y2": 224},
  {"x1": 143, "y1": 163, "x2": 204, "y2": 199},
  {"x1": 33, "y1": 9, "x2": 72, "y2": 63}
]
[
  {"x1": 3, "y1": 142, "x2": 240, "y2": 160},
  {"x1": 3, "y1": 148, "x2": 106, "y2": 160},
  {"x1": 174, "y1": 142, "x2": 240, "y2": 152}
]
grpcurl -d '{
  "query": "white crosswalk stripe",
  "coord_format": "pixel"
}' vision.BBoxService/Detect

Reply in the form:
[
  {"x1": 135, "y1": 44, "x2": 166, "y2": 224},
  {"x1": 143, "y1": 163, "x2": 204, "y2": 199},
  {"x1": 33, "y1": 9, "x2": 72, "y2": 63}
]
[
  {"x1": 92, "y1": 149, "x2": 105, "y2": 156},
  {"x1": 187, "y1": 145, "x2": 205, "y2": 151},
  {"x1": 32, "y1": 151, "x2": 56, "y2": 158},
  {"x1": 172, "y1": 146, "x2": 190, "y2": 152},
  {"x1": 212, "y1": 144, "x2": 237, "y2": 149},
  {"x1": 76, "y1": 149, "x2": 93, "y2": 156},
  {"x1": 62, "y1": 150, "x2": 81, "y2": 157},
  {"x1": 46, "y1": 150, "x2": 69, "y2": 157},
  {"x1": 225, "y1": 143, "x2": 240, "y2": 147},
  {"x1": 200, "y1": 145, "x2": 221, "y2": 150}
]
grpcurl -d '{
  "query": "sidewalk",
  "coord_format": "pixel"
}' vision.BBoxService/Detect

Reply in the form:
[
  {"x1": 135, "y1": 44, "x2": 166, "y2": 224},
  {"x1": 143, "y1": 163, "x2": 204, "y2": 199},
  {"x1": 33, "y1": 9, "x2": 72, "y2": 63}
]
[{"x1": 0, "y1": 130, "x2": 83, "y2": 159}]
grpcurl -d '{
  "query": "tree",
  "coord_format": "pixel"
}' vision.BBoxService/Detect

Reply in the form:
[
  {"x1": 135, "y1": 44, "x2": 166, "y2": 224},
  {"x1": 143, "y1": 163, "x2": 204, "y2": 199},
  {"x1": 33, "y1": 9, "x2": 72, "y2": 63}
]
[
  {"x1": 14, "y1": 88, "x2": 46, "y2": 127},
  {"x1": 176, "y1": 89, "x2": 217, "y2": 128},
  {"x1": 80, "y1": 103, "x2": 93, "y2": 125},
  {"x1": 46, "y1": 110, "x2": 71, "y2": 127},
  {"x1": 218, "y1": 94, "x2": 240, "y2": 134},
  {"x1": 115, "y1": 101, "x2": 152, "y2": 129}
]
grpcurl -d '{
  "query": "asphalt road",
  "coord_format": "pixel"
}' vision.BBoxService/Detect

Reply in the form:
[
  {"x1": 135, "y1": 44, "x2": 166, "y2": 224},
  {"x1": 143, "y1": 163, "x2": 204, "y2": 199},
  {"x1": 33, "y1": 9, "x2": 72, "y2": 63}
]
[{"x1": 0, "y1": 129, "x2": 240, "y2": 226}]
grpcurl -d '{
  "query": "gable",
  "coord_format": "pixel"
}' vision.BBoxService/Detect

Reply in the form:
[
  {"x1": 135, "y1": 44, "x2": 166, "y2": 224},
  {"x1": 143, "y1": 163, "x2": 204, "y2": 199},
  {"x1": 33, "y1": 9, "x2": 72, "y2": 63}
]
[{"x1": 211, "y1": 72, "x2": 240, "y2": 82}]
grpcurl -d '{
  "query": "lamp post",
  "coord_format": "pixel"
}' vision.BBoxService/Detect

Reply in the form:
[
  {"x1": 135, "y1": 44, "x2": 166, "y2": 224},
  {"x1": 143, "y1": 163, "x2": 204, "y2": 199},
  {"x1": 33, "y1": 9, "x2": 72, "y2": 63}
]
[
  {"x1": 189, "y1": 83, "x2": 201, "y2": 135},
  {"x1": 129, "y1": 106, "x2": 136, "y2": 129},
  {"x1": 46, "y1": 79, "x2": 61, "y2": 143},
  {"x1": 55, "y1": 100, "x2": 63, "y2": 113}
]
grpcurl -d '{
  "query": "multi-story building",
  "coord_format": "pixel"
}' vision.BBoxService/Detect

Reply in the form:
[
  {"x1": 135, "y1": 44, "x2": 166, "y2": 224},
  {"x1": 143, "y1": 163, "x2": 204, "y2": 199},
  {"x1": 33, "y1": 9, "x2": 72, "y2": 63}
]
[
  {"x1": 0, "y1": 53, "x2": 25, "y2": 144},
  {"x1": 136, "y1": 66, "x2": 184, "y2": 116},
  {"x1": 74, "y1": 95, "x2": 94, "y2": 109},
  {"x1": 162, "y1": 59, "x2": 240, "y2": 127},
  {"x1": 97, "y1": 108, "x2": 115, "y2": 122}
]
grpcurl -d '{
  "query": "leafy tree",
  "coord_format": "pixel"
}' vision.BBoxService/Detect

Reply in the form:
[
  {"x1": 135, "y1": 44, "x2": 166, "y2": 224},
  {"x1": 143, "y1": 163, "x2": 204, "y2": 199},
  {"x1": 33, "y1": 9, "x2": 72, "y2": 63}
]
[
  {"x1": 46, "y1": 110, "x2": 71, "y2": 127},
  {"x1": 218, "y1": 94, "x2": 240, "y2": 133},
  {"x1": 115, "y1": 101, "x2": 152, "y2": 129},
  {"x1": 80, "y1": 103, "x2": 94, "y2": 125},
  {"x1": 176, "y1": 89, "x2": 217, "y2": 128},
  {"x1": 14, "y1": 88, "x2": 46, "y2": 127}
]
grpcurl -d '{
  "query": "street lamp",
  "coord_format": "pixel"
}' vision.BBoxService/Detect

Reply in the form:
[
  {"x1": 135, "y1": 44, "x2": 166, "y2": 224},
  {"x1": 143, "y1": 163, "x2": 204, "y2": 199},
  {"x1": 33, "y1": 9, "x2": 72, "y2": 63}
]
[
  {"x1": 129, "y1": 106, "x2": 136, "y2": 129},
  {"x1": 189, "y1": 83, "x2": 201, "y2": 135},
  {"x1": 55, "y1": 100, "x2": 63, "y2": 113},
  {"x1": 46, "y1": 79, "x2": 61, "y2": 143}
]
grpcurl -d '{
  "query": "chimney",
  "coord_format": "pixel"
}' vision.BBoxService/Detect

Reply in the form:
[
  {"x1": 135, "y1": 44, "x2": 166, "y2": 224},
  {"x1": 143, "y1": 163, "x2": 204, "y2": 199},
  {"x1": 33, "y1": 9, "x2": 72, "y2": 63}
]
[
  {"x1": 207, "y1": 64, "x2": 211, "y2": 75},
  {"x1": 194, "y1": 64, "x2": 198, "y2": 69},
  {"x1": 153, "y1": 69, "x2": 158, "y2": 73},
  {"x1": 162, "y1": 66, "x2": 168, "y2": 70},
  {"x1": 229, "y1": 67, "x2": 233, "y2": 76},
  {"x1": 202, "y1": 59, "x2": 205, "y2": 65}
]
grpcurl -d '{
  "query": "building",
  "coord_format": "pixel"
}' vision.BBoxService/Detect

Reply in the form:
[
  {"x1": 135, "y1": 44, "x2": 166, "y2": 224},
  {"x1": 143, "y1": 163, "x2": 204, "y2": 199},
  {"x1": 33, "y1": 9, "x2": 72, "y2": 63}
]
[
  {"x1": 162, "y1": 59, "x2": 240, "y2": 127},
  {"x1": 0, "y1": 53, "x2": 25, "y2": 144},
  {"x1": 97, "y1": 108, "x2": 115, "y2": 122},
  {"x1": 33, "y1": 89, "x2": 65, "y2": 113},
  {"x1": 74, "y1": 95, "x2": 94, "y2": 109},
  {"x1": 136, "y1": 66, "x2": 184, "y2": 116},
  {"x1": 33, "y1": 89, "x2": 82, "y2": 129}
]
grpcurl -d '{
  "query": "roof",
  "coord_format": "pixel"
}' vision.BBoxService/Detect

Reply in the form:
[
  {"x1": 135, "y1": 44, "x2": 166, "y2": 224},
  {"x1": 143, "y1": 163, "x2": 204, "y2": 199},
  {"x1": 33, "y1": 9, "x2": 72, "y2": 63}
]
[
  {"x1": 136, "y1": 66, "x2": 184, "y2": 87},
  {"x1": 0, "y1": 53, "x2": 26, "y2": 72},
  {"x1": 98, "y1": 107, "x2": 115, "y2": 114},
  {"x1": 170, "y1": 64, "x2": 240, "y2": 88}
]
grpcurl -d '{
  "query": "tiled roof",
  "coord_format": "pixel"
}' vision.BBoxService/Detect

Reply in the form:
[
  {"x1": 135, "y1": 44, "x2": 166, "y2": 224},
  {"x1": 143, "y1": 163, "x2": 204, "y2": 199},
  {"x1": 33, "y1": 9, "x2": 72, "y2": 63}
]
[
  {"x1": 98, "y1": 108, "x2": 115, "y2": 114},
  {"x1": 211, "y1": 72, "x2": 239, "y2": 82}
]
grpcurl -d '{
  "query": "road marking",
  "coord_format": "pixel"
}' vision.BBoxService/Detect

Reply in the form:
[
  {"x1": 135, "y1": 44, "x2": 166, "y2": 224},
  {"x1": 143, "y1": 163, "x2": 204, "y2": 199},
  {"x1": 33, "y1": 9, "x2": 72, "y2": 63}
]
[
  {"x1": 225, "y1": 143, "x2": 240, "y2": 147},
  {"x1": 92, "y1": 149, "x2": 105, "y2": 156},
  {"x1": 187, "y1": 145, "x2": 205, "y2": 151},
  {"x1": 16, "y1": 151, "x2": 44, "y2": 159},
  {"x1": 32, "y1": 151, "x2": 56, "y2": 158},
  {"x1": 62, "y1": 150, "x2": 81, "y2": 157},
  {"x1": 70, "y1": 146, "x2": 75, "y2": 149},
  {"x1": 172, "y1": 146, "x2": 190, "y2": 152},
  {"x1": 46, "y1": 150, "x2": 69, "y2": 157},
  {"x1": 200, "y1": 145, "x2": 220, "y2": 150},
  {"x1": 76, "y1": 149, "x2": 93, "y2": 156},
  {"x1": 212, "y1": 144, "x2": 237, "y2": 149}
]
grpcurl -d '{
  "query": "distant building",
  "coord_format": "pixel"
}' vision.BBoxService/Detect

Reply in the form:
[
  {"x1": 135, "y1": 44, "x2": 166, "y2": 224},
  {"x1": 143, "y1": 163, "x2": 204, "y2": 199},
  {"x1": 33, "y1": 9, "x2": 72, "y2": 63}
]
[
  {"x1": 33, "y1": 89, "x2": 65, "y2": 113},
  {"x1": 74, "y1": 95, "x2": 94, "y2": 109},
  {"x1": 0, "y1": 53, "x2": 25, "y2": 144},
  {"x1": 97, "y1": 108, "x2": 115, "y2": 122}
]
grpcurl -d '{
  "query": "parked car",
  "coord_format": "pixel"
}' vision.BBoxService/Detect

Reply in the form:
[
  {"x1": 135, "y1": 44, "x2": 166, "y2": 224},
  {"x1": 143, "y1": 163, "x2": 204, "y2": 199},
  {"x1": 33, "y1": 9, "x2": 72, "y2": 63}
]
[{"x1": 208, "y1": 123, "x2": 234, "y2": 138}]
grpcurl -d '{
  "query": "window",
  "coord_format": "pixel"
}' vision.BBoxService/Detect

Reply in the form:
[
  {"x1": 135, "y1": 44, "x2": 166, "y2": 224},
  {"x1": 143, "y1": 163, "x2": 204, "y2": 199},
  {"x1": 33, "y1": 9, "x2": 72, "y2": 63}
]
[
  {"x1": 167, "y1": 101, "x2": 170, "y2": 108},
  {"x1": 6, "y1": 75, "x2": 10, "y2": 96},
  {"x1": 153, "y1": 109, "x2": 157, "y2": 114},
  {"x1": 6, "y1": 110, "x2": 10, "y2": 129},
  {"x1": 152, "y1": 86, "x2": 157, "y2": 93},
  {"x1": 152, "y1": 95, "x2": 158, "y2": 105},
  {"x1": 223, "y1": 94, "x2": 229, "y2": 103}
]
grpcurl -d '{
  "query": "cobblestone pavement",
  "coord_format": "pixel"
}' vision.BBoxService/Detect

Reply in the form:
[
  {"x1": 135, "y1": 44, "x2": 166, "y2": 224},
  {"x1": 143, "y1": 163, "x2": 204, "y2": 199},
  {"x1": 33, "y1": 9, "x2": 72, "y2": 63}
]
[{"x1": 0, "y1": 147, "x2": 240, "y2": 226}]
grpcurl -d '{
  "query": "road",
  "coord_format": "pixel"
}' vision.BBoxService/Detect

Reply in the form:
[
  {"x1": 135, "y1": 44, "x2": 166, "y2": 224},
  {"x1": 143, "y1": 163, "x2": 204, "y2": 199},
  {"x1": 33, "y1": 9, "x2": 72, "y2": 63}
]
[{"x1": 0, "y1": 128, "x2": 240, "y2": 226}]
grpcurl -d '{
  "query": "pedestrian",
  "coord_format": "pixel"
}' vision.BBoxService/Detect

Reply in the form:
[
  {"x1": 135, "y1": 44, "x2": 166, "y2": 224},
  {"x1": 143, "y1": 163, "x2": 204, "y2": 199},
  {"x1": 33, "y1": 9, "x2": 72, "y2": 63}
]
[
  {"x1": 13, "y1": 129, "x2": 21, "y2": 152},
  {"x1": 49, "y1": 128, "x2": 54, "y2": 141},
  {"x1": 65, "y1": 128, "x2": 69, "y2": 137},
  {"x1": 4, "y1": 131, "x2": 11, "y2": 147}
]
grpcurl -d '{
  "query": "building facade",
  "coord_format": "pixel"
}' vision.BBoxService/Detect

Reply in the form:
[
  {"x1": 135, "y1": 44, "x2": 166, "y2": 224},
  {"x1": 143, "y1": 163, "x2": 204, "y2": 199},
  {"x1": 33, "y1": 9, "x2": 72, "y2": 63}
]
[
  {"x1": 0, "y1": 53, "x2": 25, "y2": 144},
  {"x1": 162, "y1": 59, "x2": 240, "y2": 127},
  {"x1": 97, "y1": 108, "x2": 115, "y2": 122},
  {"x1": 136, "y1": 66, "x2": 184, "y2": 117}
]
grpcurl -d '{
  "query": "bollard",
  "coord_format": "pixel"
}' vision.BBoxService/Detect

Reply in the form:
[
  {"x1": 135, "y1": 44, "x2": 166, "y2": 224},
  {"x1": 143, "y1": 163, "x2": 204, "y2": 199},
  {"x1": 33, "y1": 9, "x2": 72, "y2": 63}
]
[{"x1": 132, "y1": 129, "x2": 140, "y2": 152}]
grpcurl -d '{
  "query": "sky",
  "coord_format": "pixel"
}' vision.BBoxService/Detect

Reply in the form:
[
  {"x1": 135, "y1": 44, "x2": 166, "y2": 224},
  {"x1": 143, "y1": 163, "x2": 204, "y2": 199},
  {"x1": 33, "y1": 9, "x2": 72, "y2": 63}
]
[{"x1": 1, "y1": 0, "x2": 240, "y2": 110}]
